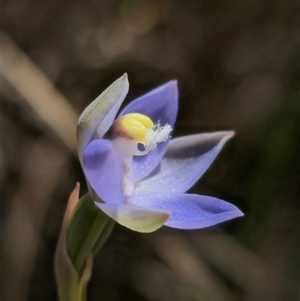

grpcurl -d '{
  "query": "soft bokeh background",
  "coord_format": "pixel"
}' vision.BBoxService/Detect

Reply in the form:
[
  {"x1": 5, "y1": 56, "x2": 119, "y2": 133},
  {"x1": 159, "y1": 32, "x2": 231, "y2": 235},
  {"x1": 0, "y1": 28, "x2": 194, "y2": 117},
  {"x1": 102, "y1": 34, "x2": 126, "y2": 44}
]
[{"x1": 1, "y1": 0, "x2": 299, "y2": 300}]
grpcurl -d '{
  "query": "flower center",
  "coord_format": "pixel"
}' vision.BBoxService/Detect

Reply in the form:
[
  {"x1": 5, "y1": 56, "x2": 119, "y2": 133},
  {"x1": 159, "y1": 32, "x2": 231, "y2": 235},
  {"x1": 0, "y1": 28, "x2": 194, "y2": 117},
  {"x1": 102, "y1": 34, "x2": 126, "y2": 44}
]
[{"x1": 105, "y1": 113, "x2": 172, "y2": 161}]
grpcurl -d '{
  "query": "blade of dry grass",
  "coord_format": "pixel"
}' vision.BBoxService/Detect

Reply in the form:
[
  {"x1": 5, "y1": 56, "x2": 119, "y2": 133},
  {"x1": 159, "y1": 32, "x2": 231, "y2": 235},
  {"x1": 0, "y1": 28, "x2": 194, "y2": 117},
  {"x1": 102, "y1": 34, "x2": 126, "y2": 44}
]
[
  {"x1": 2, "y1": 140, "x2": 70, "y2": 301},
  {"x1": 1, "y1": 31, "x2": 79, "y2": 153},
  {"x1": 1, "y1": 32, "x2": 79, "y2": 301},
  {"x1": 145, "y1": 229, "x2": 237, "y2": 301}
]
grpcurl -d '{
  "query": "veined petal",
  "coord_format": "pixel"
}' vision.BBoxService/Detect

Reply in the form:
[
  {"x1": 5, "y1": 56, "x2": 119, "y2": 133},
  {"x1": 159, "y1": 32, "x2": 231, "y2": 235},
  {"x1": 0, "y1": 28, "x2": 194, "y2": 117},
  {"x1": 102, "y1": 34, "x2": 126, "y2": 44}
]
[
  {"x1": 128, "y1": 192, "x2": 243, "y2": 229},
  {"x1": 77, "y1": 74, "x2": 129, "y2": 161},
  {"x1": 135, "y1": 131, "x2": 235, "y2": 193},
  {"x1": 120, "y1": 81, "x2": 178, "y2": 183},
  {"x1": 83, "y1": 139, "x2": 124, "y2": 204},
  {"x1": 95, "y1": 203, "x2": 170, "y2": 233},
  {"x1": 120, "y1": 80, "x2": 178, "y2": 127}
]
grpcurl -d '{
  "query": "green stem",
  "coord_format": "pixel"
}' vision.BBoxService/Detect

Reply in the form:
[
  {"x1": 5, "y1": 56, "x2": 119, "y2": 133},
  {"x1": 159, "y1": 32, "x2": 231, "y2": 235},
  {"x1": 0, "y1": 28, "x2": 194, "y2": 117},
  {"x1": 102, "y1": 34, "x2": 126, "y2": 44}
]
[
  {"x1": 56, "y1": 192, "x2": 115, "y2": 301},
  {"x1": 76, "y1": 254, "x2": 93, "y2": 301},
  {"x1": 74, "y1": 209, "x2": 110, "y2": 274}
]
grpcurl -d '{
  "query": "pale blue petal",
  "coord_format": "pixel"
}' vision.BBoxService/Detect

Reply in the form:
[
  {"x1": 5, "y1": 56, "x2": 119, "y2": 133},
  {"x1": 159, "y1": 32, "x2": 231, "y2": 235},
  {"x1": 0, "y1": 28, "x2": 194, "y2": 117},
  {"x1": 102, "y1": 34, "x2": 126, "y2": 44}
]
[
  {"x1": 120, "y1": 81, "x2": 178, "y2": 183},
  {"x1": 95, "y1": 203, "x2": 170, "y2": 233},
  {"x1": 83, "y1": 139, "x2": 124, "y2": 204},
  {"x1": 77, "y1": 74, "x2": 129, "y2": 162},
  {"x1": 128, "y1": 192, "x2": 243, "y2": 229},
  {"x1": 135, "y1": 131, "x2": 235, "y2": 193}
]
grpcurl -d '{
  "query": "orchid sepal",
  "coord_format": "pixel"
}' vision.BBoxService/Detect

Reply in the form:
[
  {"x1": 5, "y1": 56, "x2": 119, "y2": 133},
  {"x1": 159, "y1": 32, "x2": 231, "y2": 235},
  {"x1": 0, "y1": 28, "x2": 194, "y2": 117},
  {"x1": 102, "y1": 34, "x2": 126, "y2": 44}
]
[
  {"x1": 77, "y1": 73, "x2": 129, "y2": 162},
  {"x1": 127, "y1": 192, "x2": 243, "y2": 229},
  {"x1": 136, "y1": 131, "x2": 236, "y2": 193}
]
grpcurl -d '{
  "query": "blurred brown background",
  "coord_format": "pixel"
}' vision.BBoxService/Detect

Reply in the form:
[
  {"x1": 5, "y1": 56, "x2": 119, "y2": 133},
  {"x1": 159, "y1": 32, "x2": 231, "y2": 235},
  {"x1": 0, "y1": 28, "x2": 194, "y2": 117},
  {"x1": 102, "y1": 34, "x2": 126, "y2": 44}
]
[{"x1": 1, "y1": 0, "x2": 299, "y2": 301}]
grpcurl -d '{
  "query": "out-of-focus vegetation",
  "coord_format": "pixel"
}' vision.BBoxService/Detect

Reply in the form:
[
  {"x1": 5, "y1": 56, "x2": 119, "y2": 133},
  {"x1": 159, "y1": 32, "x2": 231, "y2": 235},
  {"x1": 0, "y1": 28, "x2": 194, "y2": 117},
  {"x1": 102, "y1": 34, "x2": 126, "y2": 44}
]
[{"x1": 1, "y1": 0, "x2": 299, "y2": 300}]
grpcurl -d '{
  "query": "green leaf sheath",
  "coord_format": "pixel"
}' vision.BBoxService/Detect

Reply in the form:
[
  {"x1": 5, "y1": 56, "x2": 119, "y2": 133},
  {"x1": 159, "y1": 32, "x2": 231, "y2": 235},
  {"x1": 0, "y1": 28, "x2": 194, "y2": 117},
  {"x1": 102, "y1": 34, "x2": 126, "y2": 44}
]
[{"x1": 66, "y1": 193, "x2": 115, "y2": 276}]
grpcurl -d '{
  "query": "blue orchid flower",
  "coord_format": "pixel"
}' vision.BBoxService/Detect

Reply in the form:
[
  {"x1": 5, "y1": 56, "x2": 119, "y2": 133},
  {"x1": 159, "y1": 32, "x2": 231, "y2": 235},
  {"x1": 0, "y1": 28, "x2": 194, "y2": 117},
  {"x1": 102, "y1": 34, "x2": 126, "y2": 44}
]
[{"x1": 77, "y1": 74, "x2": 243, "y2": 233}]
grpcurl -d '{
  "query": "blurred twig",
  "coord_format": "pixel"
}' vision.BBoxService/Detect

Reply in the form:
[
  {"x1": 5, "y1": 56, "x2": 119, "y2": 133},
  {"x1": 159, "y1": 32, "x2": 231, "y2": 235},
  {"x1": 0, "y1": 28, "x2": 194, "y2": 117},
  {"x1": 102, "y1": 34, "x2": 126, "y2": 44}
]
[
  {"x1": 0, "y1": 31, "x2": 79, "y2": 153},
  {"x1": 1, "y1": 32, "x2": 79, "y2": 301},
  {"x1": 132, "y1": 258, "x2": 201, "y2": 301},
  {"x1": 145, "y1": 230, "x2": 237, "y2": 301},
  {"x1": 187, "y1": 229, "x2": 287, "y2": 301},
  {"x1": 3, "y1": 140, "x2": 70, "y2": 301}
]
